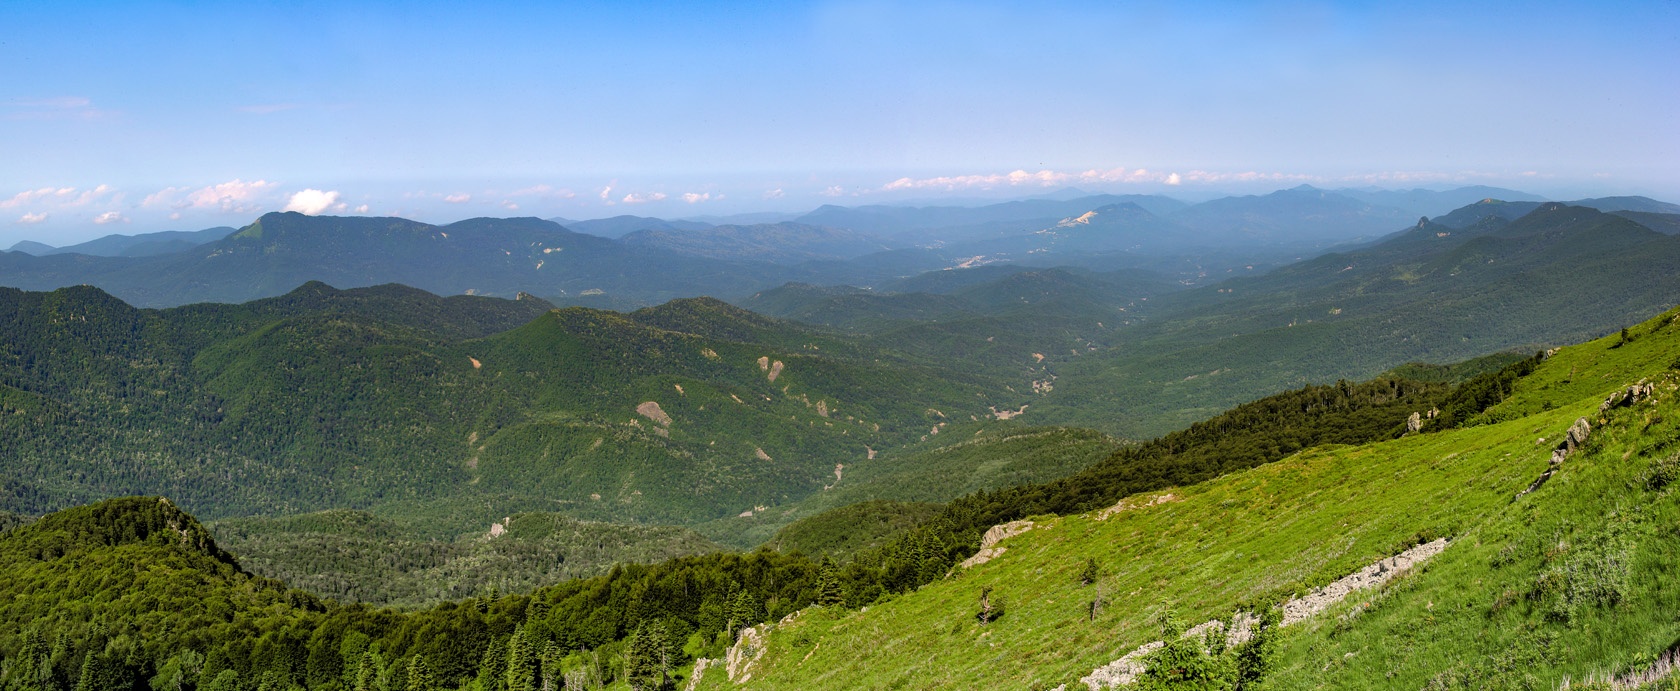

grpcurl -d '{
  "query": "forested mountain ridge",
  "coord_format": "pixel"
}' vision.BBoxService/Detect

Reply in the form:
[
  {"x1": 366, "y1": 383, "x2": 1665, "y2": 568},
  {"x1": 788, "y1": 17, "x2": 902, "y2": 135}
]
[
  {"x1": 5, "y1": 303, "x2": 1678, "y2": 690},
  {"x1": 0, "y1": 280, "x2": 1023, "y2": 533},
  {"x1": 6, "y1": 225, "x2": 234, "y2": 257},
  {"x1": 1031, "y1": 202, "x2": 1680, "y2": 437},
  {"x1": 0, "y1": 212, "x2": 796, "y2": 307}
]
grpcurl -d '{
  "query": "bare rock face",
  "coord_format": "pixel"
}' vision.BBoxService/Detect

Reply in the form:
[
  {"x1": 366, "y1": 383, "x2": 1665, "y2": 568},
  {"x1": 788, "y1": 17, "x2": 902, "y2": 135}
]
[
  {"x1": 1519, "y1": 416, "x2": 1594, "y2": 499},
  {"x1": 980, "y1": 520, "x2": 1035, "y2": 548},
  {"x1": 726, "y1": 624, "x2": 769, "y2": 683},
  {"x1": 685, "y1": 658, "x2": 712, "y2": 691},
  {"x1": 1079, "y1": 641, "x2": 1164, "y2": 690},
  {"x1": 959, "y1": 519, "x2": 1038, "y2": 569},
  {"x1": 1564, "y1": 417, "x2": 1591, "y2": 453},
  {"x1": 1279, "y1": 538, "x2": 1448, "y2": 626},
  {"x1": 1601, "y1": 381, "x2": 1657, "y2": 412},
  {"x1": 1096, "y1": 493, "x2": 1178, "y2": 520},
  {"x1": 636, "y1": 401, "x2": 673, "y2": 427},
  {"x1": 1406, "y1": 412, "x2": 1424, "y2": 433}
]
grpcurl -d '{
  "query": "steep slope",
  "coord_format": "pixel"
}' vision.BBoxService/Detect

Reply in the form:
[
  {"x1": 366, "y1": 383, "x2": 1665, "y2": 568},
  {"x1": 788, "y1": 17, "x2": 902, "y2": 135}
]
[
  {"x1": 702, "y1": 305, "x2": 1680, "y2": 690},
  {"x1": 1615, "y1": 210, "x2": 1680, "y2": 234},
  {"x1": 1036, "y1": 203, "x2": 1680, "y2": 437}
]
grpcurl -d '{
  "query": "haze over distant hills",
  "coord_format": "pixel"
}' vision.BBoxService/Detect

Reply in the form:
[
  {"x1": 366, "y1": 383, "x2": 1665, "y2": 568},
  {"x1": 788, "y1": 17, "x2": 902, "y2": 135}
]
[
  {"x1": 6, "y1": 226, "x2": 234, "y2": 257},
  {"x1": 7, "y1": 185, "x2": 1670, "y2": 313},
  {"x1": 6, "y1": 186, "x2": 1680, "y2": 691}
]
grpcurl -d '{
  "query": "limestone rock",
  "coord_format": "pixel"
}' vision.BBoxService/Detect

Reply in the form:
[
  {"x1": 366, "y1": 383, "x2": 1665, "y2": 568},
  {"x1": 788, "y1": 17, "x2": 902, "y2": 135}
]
[
  {"x1": 1078, "y1": 538, "x2": 1450, "y2": 690},
  {"x1": 980, "y1": 520, "x2": 1035, "y2": 548},
  {"x1": 1564, "y1": 417, "x2": 1591, "y2": 453},
  {"x1": 685, "y1": 659, "x2": 712, "y2": 691},
  {"x1": 726, "y1": 624, "x2": 769, "y2": 683}
]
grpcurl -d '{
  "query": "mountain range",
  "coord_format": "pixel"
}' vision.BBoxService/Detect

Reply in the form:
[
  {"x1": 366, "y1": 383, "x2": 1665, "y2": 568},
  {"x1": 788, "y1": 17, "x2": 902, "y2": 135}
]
[
  {"x1": 5, "y1": 187, "x2": 1676, "y2": 313},
  {"x1": 4, "y1": 300, "x2": 1676, "y2": 690}
]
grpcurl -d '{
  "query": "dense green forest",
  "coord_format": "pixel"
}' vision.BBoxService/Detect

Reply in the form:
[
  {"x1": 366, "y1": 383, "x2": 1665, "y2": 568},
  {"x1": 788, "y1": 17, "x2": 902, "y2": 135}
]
[
  {"x1": 0, "y1": 350, "x2": 1522, "y2": 690},
  {"x1": 209, "y1": 510, "x2": 725, "y2": 608},
  {"x1": 0, "y1": 282, "x2": 1016, "y2": 535}
]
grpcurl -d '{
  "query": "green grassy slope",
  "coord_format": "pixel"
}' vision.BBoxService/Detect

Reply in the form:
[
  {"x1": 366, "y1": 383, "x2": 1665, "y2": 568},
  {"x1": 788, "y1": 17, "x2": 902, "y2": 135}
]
[
  {"x1": 702, "y1": 305, "x2": 1680, "y2": 690},
  {"x1": 692, "y1": 426, "x2": 1125, "y2": 548}
]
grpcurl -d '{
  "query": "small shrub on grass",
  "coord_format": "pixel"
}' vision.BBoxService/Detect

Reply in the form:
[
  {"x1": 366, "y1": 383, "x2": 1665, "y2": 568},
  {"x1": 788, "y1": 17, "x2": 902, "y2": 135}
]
[
  {"x1": 977, "y1": 585, "x2": 1007, "y2": 624},
  {"x1": 1079, "y1": 557, "x2": 1100, "y2": 586},
  {"x1": 1137, "y1": 609, "x2": 1235, "y2": 691},
  {"x1": 1644, "y1": 453, "x2": 1680, "y2": 490}
]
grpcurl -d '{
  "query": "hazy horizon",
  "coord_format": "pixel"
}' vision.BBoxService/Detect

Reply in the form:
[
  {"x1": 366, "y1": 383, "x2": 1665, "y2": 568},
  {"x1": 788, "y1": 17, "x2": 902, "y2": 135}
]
[{"x1": 4, "y1": 0, "x2": 1676, "y2": 244}]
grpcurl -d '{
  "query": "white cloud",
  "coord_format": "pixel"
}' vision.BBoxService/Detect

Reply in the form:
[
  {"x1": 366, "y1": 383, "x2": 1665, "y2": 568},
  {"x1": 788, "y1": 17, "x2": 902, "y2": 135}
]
[
  {"x1": 622, "y1": 192, "x2": 667, "y2": 204},
  {"x1": 881, "y1": 167, "x2": 1393, "y2": 191},
  {"x1": 16, "y1": 212, "x2": 47, "y2": 224},
  {"x1": 145, "y1": 179, "x2": 277, "y2": 214},
  {"x1": 283, "y1": 189, "x2": 347, "y2": 215},
  {"x1": 681, "y1": 192, "x2": 713, "y2": 204},
  {"x1": 599, "y1": 186, "x2": 613, "y2": 200},
  {"x1": 93, "y1": 211, "x2": 128, "y2": 224},
  {"x1": 509, "y1": 184, "x2": 576, "y2": 199},
  {"x1": 820, "y1": 186, "x2": 846, "y2": 197},
  {"x1": 885, "y1": 167, "x2": 1540, "y2": 190},
  {"x1": 883, "y1": 170, "x2": 1071, "y2": 191},
  {"x1": 763, "y1": 188, "x2": 784, "y2": 199},
  {"x1": 68, "y1": 184, "x2": 115, "y2": 206},
  {"x1": 444, "y1": 193, "x2": 472, "y2": 204},
  {"x1": 501, "y1": 200, "x2": 520, "y2": 211},
  {"x1": 1177, "y1": 170, "x2": 1318, "y2": 184},
  {"x1": 352, "y1": 204, "x2": 370, "y2": 213},
  {"x1": 1, "y1": 187, "x2": 76, "y2": 209},
  {"x1": 883, "y1": 167, "x2": 1184, "y2": 192}
]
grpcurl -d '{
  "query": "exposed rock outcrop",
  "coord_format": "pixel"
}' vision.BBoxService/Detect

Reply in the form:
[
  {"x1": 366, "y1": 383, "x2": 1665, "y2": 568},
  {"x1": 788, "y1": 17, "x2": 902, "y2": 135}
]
[
  {"x1": 1079, "y1": 538, "x2": 1450, "y2": 690},
  {"x1": 1096, "y1": 493, "x2": 1178, "y2": 521},
  {"x1": 726, "y1": 624, "x2": 769, "y2": 683},
  {"x1": 685, "y1": 658, "x2": 712, "y2": 691},
  {"x1": 636, "y1": 401, "x2": 673, "y2": 427},
  {"x1": 1601, "y1": 380, "x2": 1656, "y2": 412},
  {"x1": 959, "y1": 519, "x2": 1036, "y2": 569},
  {"x1": 1518, "y1": 416, "x2": 1591, "y2": 499},
  {"x1": 1279, "y1": 538, "x2": 1448, "y2": 626}
]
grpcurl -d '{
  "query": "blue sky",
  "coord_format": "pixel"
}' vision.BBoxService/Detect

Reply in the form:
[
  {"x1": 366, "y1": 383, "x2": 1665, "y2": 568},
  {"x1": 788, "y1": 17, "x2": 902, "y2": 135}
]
[{"x1": 2, "y1": 1, "x2": 1676, "y2": 243}]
